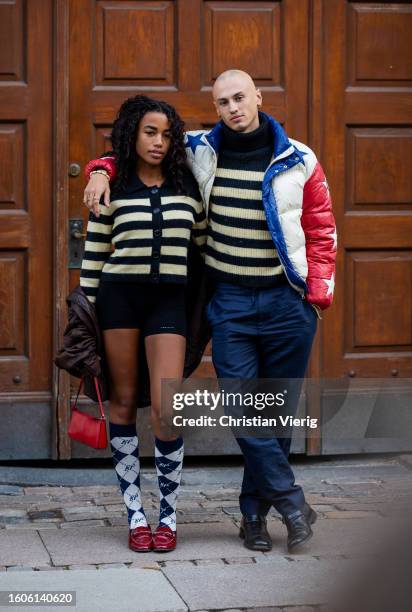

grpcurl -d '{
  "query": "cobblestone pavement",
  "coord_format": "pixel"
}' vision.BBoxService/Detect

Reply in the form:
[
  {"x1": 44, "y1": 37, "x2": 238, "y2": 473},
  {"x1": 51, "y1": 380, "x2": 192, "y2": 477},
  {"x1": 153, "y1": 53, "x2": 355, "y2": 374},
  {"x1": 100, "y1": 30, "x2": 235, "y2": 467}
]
[{"x1": 0, "y1": 454, "x2": 411, "y2": 611}]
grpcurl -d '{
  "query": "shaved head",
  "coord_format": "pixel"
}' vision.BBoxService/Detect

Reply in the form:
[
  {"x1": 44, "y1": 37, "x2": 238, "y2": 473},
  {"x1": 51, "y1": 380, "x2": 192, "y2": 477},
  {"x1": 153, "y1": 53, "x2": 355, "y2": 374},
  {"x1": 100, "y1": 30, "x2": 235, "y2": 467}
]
[
  {"x1": 212, "y1": 69, "x2": 256, "y2": 94},
  {"x1": 212, "y1": 69, "x2": 262, "y2": 133}
]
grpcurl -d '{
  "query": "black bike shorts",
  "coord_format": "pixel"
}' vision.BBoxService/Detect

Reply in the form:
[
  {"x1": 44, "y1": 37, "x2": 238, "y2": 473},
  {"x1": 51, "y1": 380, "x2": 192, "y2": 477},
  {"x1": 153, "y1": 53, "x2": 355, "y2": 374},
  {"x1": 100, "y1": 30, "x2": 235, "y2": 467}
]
[{"x1": 95, "y1": 281, "x2": 187, "y2": 338}]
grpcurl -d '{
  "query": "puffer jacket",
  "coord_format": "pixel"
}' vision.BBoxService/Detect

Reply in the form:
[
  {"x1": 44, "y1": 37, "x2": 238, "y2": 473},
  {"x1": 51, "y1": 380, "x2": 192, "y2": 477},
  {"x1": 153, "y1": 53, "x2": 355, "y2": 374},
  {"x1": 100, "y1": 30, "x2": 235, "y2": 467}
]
[
  {"x1": 85, "y1": 112, "x2": 337, "y2": 309},
  {"x1": 55, "y1": 243, "x2": 211, "y2": 408}
]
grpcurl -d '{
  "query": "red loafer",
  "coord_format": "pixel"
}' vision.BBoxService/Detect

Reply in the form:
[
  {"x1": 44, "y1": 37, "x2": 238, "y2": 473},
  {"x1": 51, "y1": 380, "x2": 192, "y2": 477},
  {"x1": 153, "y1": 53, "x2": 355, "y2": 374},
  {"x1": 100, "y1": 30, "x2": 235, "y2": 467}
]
[
  {"x1": 128, "y1": 525, "x2": 153, "y2": 552},
  {"x1": 152, "y1": 525, "x2": 177, "y2": 552}
]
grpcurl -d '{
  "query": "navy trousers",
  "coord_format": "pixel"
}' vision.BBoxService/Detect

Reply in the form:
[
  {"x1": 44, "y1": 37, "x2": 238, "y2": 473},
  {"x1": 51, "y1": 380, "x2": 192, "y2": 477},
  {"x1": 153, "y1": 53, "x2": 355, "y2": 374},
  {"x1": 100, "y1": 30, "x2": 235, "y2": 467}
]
[{"x1": 207, "y1": 281, "x2": 318, "y2": 517}]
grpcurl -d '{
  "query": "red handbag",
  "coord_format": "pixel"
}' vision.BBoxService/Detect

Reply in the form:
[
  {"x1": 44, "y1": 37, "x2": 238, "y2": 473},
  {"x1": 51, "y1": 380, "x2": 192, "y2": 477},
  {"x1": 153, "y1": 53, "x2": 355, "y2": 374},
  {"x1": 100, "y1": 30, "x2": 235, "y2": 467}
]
[{"x1": 68, "y1": 377, "x2": 107, "y2": 449}]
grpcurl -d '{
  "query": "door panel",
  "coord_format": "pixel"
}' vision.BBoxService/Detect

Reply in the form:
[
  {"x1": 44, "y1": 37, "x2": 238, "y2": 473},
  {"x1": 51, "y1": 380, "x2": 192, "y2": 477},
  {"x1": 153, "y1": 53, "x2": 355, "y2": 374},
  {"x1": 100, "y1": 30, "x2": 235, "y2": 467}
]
[
  {"x1": 317, "y1": 0, "x2": 412, "y2": 454},
  {"x1": 0, "y1": 0, "x2": 53, "y2": 459},
  {"x1": 321, "y1": 0, "x2": 412, "y2": 380},
  {"x1": 67, "y1": 0, "x2": 310, "y2": 456},
  {"x1": 0, "y1": 0, "x2": 53, "y2": 394}
]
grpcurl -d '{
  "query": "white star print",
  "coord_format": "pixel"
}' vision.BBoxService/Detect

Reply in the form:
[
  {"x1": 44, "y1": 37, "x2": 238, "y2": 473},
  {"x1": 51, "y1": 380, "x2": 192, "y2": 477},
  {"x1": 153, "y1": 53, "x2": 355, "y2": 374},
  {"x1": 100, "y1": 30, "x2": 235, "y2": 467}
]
[
  {"x1": 329, "y1": 228, "x2": 337, "y2": 250},
  {"x1": 323, "y1": 273, "x2": 335, "y2": 296},
  {"x1": 322, "y1": 179, "x2": 329, "y2": 192}
]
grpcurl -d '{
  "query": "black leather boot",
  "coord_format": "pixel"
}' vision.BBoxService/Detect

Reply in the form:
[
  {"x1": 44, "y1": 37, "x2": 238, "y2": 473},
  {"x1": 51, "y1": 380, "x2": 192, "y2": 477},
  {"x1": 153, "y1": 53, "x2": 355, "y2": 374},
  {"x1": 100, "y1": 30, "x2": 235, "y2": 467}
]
[
  {"x1": 284, "y1": 503, "x2": 317, "y2": 553},
  {"x1": 303, "y1": 502, "x2": 317, "y2": 526},
  {"x1": 239, "y1": 514, "x2": 272, "y2": 551}
]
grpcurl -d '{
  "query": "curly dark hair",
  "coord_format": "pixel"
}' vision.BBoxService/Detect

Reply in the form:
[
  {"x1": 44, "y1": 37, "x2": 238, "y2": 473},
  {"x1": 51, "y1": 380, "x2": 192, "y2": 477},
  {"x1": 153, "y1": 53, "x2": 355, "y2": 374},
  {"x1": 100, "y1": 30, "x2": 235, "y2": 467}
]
[{"x1": 106, "y1": 95, "x2": 188, "y2": 194}]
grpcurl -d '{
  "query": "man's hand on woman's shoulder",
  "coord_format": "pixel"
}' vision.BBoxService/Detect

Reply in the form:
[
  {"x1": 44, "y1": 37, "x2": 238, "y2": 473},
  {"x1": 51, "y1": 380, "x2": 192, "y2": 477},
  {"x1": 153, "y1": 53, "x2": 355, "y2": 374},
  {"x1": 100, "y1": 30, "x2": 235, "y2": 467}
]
[{"x1": 83, "y1": 171, "x2": 111, "y2": 217}]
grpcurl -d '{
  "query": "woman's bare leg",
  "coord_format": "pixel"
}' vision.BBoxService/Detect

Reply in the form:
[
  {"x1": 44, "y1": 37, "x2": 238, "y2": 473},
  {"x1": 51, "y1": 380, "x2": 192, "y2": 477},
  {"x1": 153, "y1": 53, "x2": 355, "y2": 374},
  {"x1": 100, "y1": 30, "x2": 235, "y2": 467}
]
[
  {"x1": 144, "y1": 333, "x2": 186, "y2": 439},
  {"x1": 103, "y1": 328, "x2": 139, "y2": 424}
]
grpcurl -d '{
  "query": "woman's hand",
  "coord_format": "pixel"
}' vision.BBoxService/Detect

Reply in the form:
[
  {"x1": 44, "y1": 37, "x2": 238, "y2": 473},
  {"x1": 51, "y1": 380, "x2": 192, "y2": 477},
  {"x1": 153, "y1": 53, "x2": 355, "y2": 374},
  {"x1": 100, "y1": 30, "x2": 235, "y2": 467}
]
[{"x1": 83, "y1": 173, "x2": 111, "y2": 217}]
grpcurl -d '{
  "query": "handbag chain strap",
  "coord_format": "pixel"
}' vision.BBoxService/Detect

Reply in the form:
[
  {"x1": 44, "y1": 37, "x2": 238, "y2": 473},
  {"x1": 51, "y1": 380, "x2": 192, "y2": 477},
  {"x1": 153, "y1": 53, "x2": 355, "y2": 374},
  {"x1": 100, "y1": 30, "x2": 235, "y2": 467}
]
[{"x1": 73, "y1": 377, "x2": 105, "y2": 419}]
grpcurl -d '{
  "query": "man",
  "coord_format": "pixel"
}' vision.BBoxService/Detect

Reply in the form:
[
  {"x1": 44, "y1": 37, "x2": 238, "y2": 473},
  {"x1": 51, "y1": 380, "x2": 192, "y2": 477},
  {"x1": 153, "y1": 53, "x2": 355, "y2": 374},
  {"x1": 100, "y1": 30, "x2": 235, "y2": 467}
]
[{"x1": 83, "y1": 70, "x2": 337, "y2": 553}]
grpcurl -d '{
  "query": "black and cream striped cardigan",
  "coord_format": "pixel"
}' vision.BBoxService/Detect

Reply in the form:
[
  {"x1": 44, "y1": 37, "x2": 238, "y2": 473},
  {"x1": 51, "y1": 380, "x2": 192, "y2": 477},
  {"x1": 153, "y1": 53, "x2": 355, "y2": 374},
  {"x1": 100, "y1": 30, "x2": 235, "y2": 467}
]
[{"x1": 80, "y1": 171, "x2": 207, "y2": 303}]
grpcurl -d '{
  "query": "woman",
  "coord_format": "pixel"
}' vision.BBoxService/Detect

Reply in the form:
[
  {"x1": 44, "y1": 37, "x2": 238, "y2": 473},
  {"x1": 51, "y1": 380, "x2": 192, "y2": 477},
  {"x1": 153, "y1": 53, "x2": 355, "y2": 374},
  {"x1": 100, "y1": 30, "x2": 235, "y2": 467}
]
[{"x1": 80, "y1": 95, "x2": 206, "y2": 552}]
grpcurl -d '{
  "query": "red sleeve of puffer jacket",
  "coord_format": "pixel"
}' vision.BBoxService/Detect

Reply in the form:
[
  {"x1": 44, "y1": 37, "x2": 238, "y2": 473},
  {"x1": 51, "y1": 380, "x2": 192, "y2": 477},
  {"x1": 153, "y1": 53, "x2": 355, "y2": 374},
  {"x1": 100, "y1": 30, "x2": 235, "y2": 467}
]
[
  {"x1": 84, "y1": 156, "x2": 117, "y2": 181},
  {"x1": 301, "y1": 161, "x2": 337, "y2": 310}
]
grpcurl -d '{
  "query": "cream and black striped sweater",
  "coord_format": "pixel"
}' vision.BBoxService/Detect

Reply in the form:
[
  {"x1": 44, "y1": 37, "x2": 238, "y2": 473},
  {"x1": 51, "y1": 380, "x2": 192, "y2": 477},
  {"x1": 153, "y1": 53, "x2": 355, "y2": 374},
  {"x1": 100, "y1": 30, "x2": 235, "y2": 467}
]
[
  {"x1": 205, "y1": 115, "x2": 285, "y2": 286},
  {"x1": 80, "y1": 171, "x2": 207, "y2": 302}
]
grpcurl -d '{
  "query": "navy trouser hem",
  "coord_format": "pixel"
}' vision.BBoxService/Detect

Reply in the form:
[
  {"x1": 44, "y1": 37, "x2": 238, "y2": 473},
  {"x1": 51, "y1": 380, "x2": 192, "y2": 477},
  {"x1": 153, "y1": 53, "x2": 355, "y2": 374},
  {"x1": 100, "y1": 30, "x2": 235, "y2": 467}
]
[{"x1": 236, "y1": 436, "x2": 306, "y2": 517}]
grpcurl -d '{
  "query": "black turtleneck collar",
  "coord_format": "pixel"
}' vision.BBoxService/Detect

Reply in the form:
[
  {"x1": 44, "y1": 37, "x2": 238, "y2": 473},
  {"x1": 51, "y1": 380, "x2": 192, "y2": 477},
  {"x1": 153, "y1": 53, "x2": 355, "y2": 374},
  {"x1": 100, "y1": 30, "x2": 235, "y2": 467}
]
[{"x1": 220, "y1": 112, "x2": 273, "y2": 152}]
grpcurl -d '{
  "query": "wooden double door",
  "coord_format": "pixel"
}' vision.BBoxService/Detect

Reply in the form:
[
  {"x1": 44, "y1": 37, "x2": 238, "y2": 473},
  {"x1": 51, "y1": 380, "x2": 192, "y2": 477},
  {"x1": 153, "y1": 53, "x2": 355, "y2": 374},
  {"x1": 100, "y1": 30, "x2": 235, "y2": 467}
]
[{"x1": 0, "y1": 1, "x2": 411, "y2": 458}]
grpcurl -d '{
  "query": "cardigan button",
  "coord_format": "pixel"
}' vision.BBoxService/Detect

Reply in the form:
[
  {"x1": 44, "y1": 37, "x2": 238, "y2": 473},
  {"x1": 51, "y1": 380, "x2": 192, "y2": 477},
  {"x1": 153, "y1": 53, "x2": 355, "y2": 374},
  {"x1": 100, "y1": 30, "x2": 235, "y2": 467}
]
[
  {"x1": 151, "y1": 187, "x2": 159, "y2": 194},
  {"x1": 154, "y1": 229, "x2": 161, "y2": 236}
]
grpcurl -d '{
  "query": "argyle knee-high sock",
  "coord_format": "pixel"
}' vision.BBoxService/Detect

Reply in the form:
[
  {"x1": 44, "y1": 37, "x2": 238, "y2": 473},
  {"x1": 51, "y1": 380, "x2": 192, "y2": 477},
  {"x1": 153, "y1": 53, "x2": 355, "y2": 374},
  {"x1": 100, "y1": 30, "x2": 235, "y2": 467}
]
[
  {"x1": 109, "y1": 422, "x2": 147, "y2": 530},
  {"x1": 155, "y1": 437, "x2": 184, "y2": 532}
]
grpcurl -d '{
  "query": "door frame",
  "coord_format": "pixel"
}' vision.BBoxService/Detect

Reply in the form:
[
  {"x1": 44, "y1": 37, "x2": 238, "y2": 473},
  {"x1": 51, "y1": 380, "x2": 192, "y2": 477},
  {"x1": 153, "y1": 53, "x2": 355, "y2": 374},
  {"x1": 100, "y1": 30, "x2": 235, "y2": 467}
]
[
  {"x1": 53, "y1": 0, "x2": 71, "y2": 459},
  {"x1": 305, "y1": 0, "x2": 326, "y2": 455}
]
